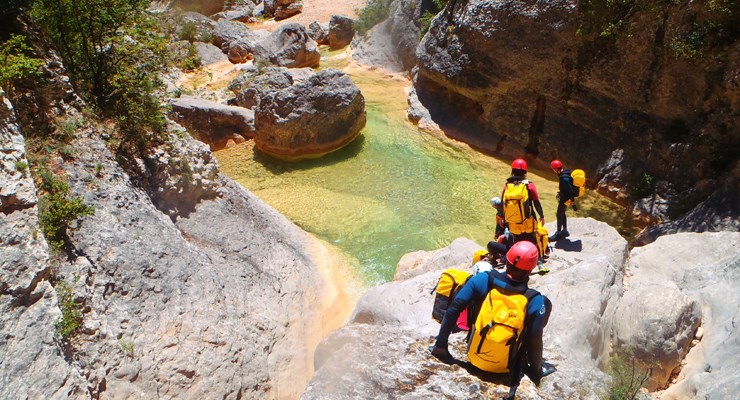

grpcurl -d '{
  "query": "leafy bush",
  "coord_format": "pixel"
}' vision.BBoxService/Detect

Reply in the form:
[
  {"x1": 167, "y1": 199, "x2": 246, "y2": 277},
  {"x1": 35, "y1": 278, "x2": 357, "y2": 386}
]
[
  {"x1": 37, "y1": 171, "x2": 94, "y2": 250},
  {"x1": 418, "y1": 11, "x2": 436, "y2": 39},
  {"x1": 55, "y1": 281, "x2": 83, "y2": 340},
  {"x1": 602, "y1": 350, "x2": 651, "y2": 400},
  {"x1": 629, "y1": 172, "x2": 655, "y2": 199},
  {"x1": 354, "y1": 0, "x2": 392, "y2": 36},
  {"x1": 30, "y1": 0, "x2": 169, "y2": 146},
  {"x1": 0, "y1": 34, "x2": 43, "y2": 89},
  {"x1": 179, "y1": 43, "x2": 202, "y2": 71}
]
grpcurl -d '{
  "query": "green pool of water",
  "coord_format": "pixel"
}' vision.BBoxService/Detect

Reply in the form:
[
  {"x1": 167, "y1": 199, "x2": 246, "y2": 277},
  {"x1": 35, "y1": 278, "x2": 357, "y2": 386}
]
[{"x1": 215, "y1": 51, "x2": 630, "y2": 286}]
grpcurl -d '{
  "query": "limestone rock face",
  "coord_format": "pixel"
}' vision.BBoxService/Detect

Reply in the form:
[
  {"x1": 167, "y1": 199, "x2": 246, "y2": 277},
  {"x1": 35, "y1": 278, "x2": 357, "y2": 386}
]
[
  {"x1": 254, "y1": 68, "x2": 366, "y2": 160},
  {"x1": 625, "y1": 232, "x2": 740, "y2": 398},
  {"x1": 394, "y1": 237, "x2": 481, "y2": 281},
  {"x1": 327, "y1": 15, "x2": 354, "y2": 49},
  {"x1": 168, "y1": 95, "x2": 255, "y2": 149},
  {"x1": 254, "y1": 23, "x2": 320, "y2": 68},
  {"x1": 413, "y1": 0, "x2": 739, "y2": 226},
  {"x1": 612, "y1": 279, "x2": 701, "y2": 390},
  {"x1": 175, "y1": 12, "x2": 217, "y2": 41},
  {"x1": 0, "y1": 90, "x2": 86, "y2": 398},
  {"x1": 351, "y1": 0, "x2": 421, "y2": 72},
  {"x1": 264, "y1": 0, "x2": 303, "y2": 20}
]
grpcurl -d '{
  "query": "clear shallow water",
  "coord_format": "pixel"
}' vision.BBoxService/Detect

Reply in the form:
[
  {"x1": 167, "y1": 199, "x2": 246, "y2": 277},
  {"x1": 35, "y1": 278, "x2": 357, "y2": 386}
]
[{"x1": 214, "y1": 51, "x2": 629, "y2": 286}]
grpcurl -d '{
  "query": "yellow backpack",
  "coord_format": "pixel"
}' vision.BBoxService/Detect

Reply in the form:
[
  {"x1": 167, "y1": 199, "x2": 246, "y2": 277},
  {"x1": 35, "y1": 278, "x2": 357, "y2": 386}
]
[
  {"x1": 570, "y1": 169, "x2": 586, "y2": 197},
  {"x1": 503, "y1": 180, "x2": 534, "y2": 234},
  {"x1": 536, "y1": 221, "x2": 549, "y2": 258},
  {"x1": 467, "y1": 287, "x2": 539, "y2": 373},
  {"x1": 431, "y1": 269, "x2": 472, "y2": 323}
]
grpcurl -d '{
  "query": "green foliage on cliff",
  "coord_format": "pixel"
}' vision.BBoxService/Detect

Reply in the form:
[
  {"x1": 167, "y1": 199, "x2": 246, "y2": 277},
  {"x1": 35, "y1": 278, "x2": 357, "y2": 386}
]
[
  {"x1": 354, "y1": 0, "x2": 392, "y2": 35},
  {"x1": 37, "y1": 170, "x2": 95, "y2": 250},
  {"x1": 55, "y1": 281, "x2": 83, "y2": 340},
  {"x1": 30, "y1": 0, "x2": 169, "y2": 143},
  {"x1": 601, "y1": 350, "x2": 651, "y2": 400},
  {"x1": 418, "y1": 0, "x2": 449, "y2": 39},
  {"x1": 577, "y1": 0, "x2": 737, "y2": 59},
  {"x1": 0, "y1": 34, "x2": 43, "y2": 89}
]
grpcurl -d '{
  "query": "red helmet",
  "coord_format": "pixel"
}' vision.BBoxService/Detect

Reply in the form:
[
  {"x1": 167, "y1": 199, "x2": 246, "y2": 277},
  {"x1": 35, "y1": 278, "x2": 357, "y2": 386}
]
[
  {"x1": 506, "y1": 241, "x2": 539, "y2": 272},
  {"x1": 511, "y1": 158, "x2": 528, "y2": 171},
  {"x1": 550, "y1": 160, "x2": 563, "y2": 170}
]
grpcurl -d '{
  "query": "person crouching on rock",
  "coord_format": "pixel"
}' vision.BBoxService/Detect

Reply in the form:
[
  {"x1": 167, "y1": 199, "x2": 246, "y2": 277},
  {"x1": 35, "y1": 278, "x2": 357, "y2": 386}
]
[{"x1": 430, "y1": 241, "x2": 554, "y2": 399}]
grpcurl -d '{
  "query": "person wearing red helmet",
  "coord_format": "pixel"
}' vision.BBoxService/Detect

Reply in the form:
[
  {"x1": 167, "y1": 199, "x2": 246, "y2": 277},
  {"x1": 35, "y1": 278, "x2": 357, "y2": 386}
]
[
  {"x1": 430, "y1": 241, "x2": 554, "y2": 398},
  {"x1": 550, "y1": 159, "x2": 576, "y2": 239},
  {"x1": 500, "y1": 158, "x2": 546, "y2": 253}
]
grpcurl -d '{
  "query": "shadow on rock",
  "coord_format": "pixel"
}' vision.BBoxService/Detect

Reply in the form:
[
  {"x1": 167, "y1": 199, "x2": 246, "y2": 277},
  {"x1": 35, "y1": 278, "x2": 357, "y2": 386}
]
[
  {"x1": 554, "y1": 239, "x2": 583, "y2": 252},
  {"x1": 252, "y1": 134, "x2": 366, "y2": 174}
]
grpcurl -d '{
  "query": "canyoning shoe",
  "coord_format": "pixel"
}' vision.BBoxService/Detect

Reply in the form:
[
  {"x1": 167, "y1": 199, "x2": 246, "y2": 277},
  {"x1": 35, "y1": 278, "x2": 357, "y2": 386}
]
[
  {"x1": 429, "y1": 345, "x2": 455, "y2": 364},
  {"x1": 562, "y1": 230, "x2": 570, "y2": 238},
  {"x1": 542, "y1": 362, "x2": 557, "y2": 377}
]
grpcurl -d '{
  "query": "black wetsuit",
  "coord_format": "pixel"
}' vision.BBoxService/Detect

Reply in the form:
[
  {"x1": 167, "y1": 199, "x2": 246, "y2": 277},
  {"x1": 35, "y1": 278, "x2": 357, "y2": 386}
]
[{"x1": 556, "y1": 169, "x2": 575, "y2": 233}]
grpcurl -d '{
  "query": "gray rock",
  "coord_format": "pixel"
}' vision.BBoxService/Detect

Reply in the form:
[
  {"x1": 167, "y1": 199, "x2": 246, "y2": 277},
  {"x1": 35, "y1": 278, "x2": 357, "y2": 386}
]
[
  {"x1": 228, "y1": 66, "x2": 296, "y2": 109},
  {"x1": 194, "y1": 42, "x2": 229, "y2": 65},
  {"x1": 1, "y1": 89, "x2": 86, "y2": 399},
  {"x1": 213, "y1": 19, "x2": 252, "y2": 51},
  {"x1": 168, "y1": 96, "x2": 255, "y2": 150},
  {"x1": 254, "y1": 68, "x2": 366, "y2": 160},
  {"x1": 175, "y1": 11, "x2": 217, "y2": 42},
  {"x1": 351, "y1": 0, "x2": 421, "y2": 72},
  {"x1": 624, "y1": 232, "x2": 740, "y2": 397},
  {"x1": 394, "y1": 237, "x2": 481, "y2": 281},
  {"x1": 254, "y1": 23, "x2": 321, "y2": 68},
  {"x1": 227, "y1": 30, "x2": 269, "y2": 63},
  {"x1": 264, "y1": 0, "x2": 303, "y2": 20},
  {"x1": 327, "y1": 15, "x2": 355, "y2": 49},
  {"x1": 611, "y1": 279, "x2": 701, "y2": 390},
  {"x1": 307, "y1": 21, "x2": 329, "y2": 45}
]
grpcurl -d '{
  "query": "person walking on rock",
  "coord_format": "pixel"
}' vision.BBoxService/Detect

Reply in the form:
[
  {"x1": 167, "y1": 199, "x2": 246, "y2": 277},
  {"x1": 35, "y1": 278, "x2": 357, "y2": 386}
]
[
  {"x1": 430, "y1": 241, "x2": 555, "y2": 399},
  {"x1": 550, "y1": 159, "x2": 576, "y2": 240}
]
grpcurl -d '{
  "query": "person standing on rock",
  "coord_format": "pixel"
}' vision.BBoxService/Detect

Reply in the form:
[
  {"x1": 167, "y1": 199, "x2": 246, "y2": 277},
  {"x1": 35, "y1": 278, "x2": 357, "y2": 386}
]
[
  {"x1": 490, "y1": 196, "x2": 506, "y2": 238},
  {"x1": 500, "y1": 159, "x2": 546, "y2": 263},
  {"x1": 550, "y1": 159, "x2": 576, "y2": 240},
  {"x1": 430, "y1": 241, "x2": 555, "y2": 399}
]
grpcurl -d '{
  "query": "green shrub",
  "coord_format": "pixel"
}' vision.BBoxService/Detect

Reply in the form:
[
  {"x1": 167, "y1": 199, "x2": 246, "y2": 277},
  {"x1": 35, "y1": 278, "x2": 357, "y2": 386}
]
[
  {"x1": 0, "y1": 34, "x2": 43, "y2": 89},
  {"x1": 31, "y1": 0, "x2": 169, "y2": 148},
  {"x1": 629, "y1": 172, "x2": 655, "y2": 199},
  {"x1": 37, "y1": 171, "x2": 94, "y2": 250},
  {"x1": 179, "y1": 21, "x2": 199, "y2": 42},
  {"x1": 418, "y1": 11, "x2": 436, "y2": 39},
  {"x1": 55, "y1": 281, "x2": 83, "y2": 340},
  {"x1": 602, "y1": 350, "x2": 651, "y2": 400},
  {"x1": 15, "y1": 160, "x2": 28, "y2": 172},
  {"x1": 354, "y1": 0, "x2": 392, "y2": 36},
  {"x1": 179, "y1": 43, "x2": 202, "y2": 71},
  {"x1": 118, "y1": 339, "x2": 136, "y2": 358}
]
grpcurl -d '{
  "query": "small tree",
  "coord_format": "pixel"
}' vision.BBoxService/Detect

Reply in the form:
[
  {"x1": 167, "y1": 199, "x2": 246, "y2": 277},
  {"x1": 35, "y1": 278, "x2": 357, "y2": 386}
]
[{"x1": 603, "y1": 350, "x2": 652, "y2": 400}]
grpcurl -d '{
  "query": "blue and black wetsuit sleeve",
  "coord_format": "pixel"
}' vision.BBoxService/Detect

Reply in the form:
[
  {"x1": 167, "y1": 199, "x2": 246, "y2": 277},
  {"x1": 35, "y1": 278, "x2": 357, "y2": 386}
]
[
  {"x1": 516, "y1": 294, "x2": 552, "y2": 386},
  {"x1": 434, "y1": 272, "x2": 489, "y2": 348}
]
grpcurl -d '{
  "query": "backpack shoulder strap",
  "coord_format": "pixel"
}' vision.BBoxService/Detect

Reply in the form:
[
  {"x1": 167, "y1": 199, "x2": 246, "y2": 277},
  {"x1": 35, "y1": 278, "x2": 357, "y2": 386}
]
[{"x1": 524, "y1": 288, "x2": 540, "y2": 301}]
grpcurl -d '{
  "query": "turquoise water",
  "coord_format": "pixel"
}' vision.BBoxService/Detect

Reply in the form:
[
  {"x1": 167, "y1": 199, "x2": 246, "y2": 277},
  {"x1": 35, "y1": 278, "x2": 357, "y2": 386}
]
[{"x1": 215, "y1": 52, "x2": 626, "y2": 286}]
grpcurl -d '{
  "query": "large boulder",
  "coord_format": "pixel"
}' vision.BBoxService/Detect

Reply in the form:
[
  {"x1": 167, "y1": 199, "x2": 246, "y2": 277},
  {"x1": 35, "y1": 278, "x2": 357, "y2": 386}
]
[
  {"x1": 327, "y1": 15, "x2": 355, "y2": 49},
  {"x1": 307, "y1": 21, "x2": 329, "y2": 45},
  {"x1": 413, "y1": 0, "x2": 739, "y2": 227},
  {"x1": 228, "y1": 66, "x2": 310, "y2": 109},
  {"x1": 212, "y1": 19, "x2": 252, "y2": 51},
  {"x1": 264, "y1": 0, "x2": 303, "y2": 20},
  {"x1": 227, "y1": 29, "x2": 270, "y2": 63},
  {"x1": 174, "y1": 11, "x2": 217, "y2": 42},
  {"x1": 168, "y1": 96, "x2": 255, "y2": 150},
  {"x1": 254, "y1": 68, "x2": 366, "y2": 160},
  {"x1": 254, "y1": 23, "x2": 321, "y2": 68}
]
